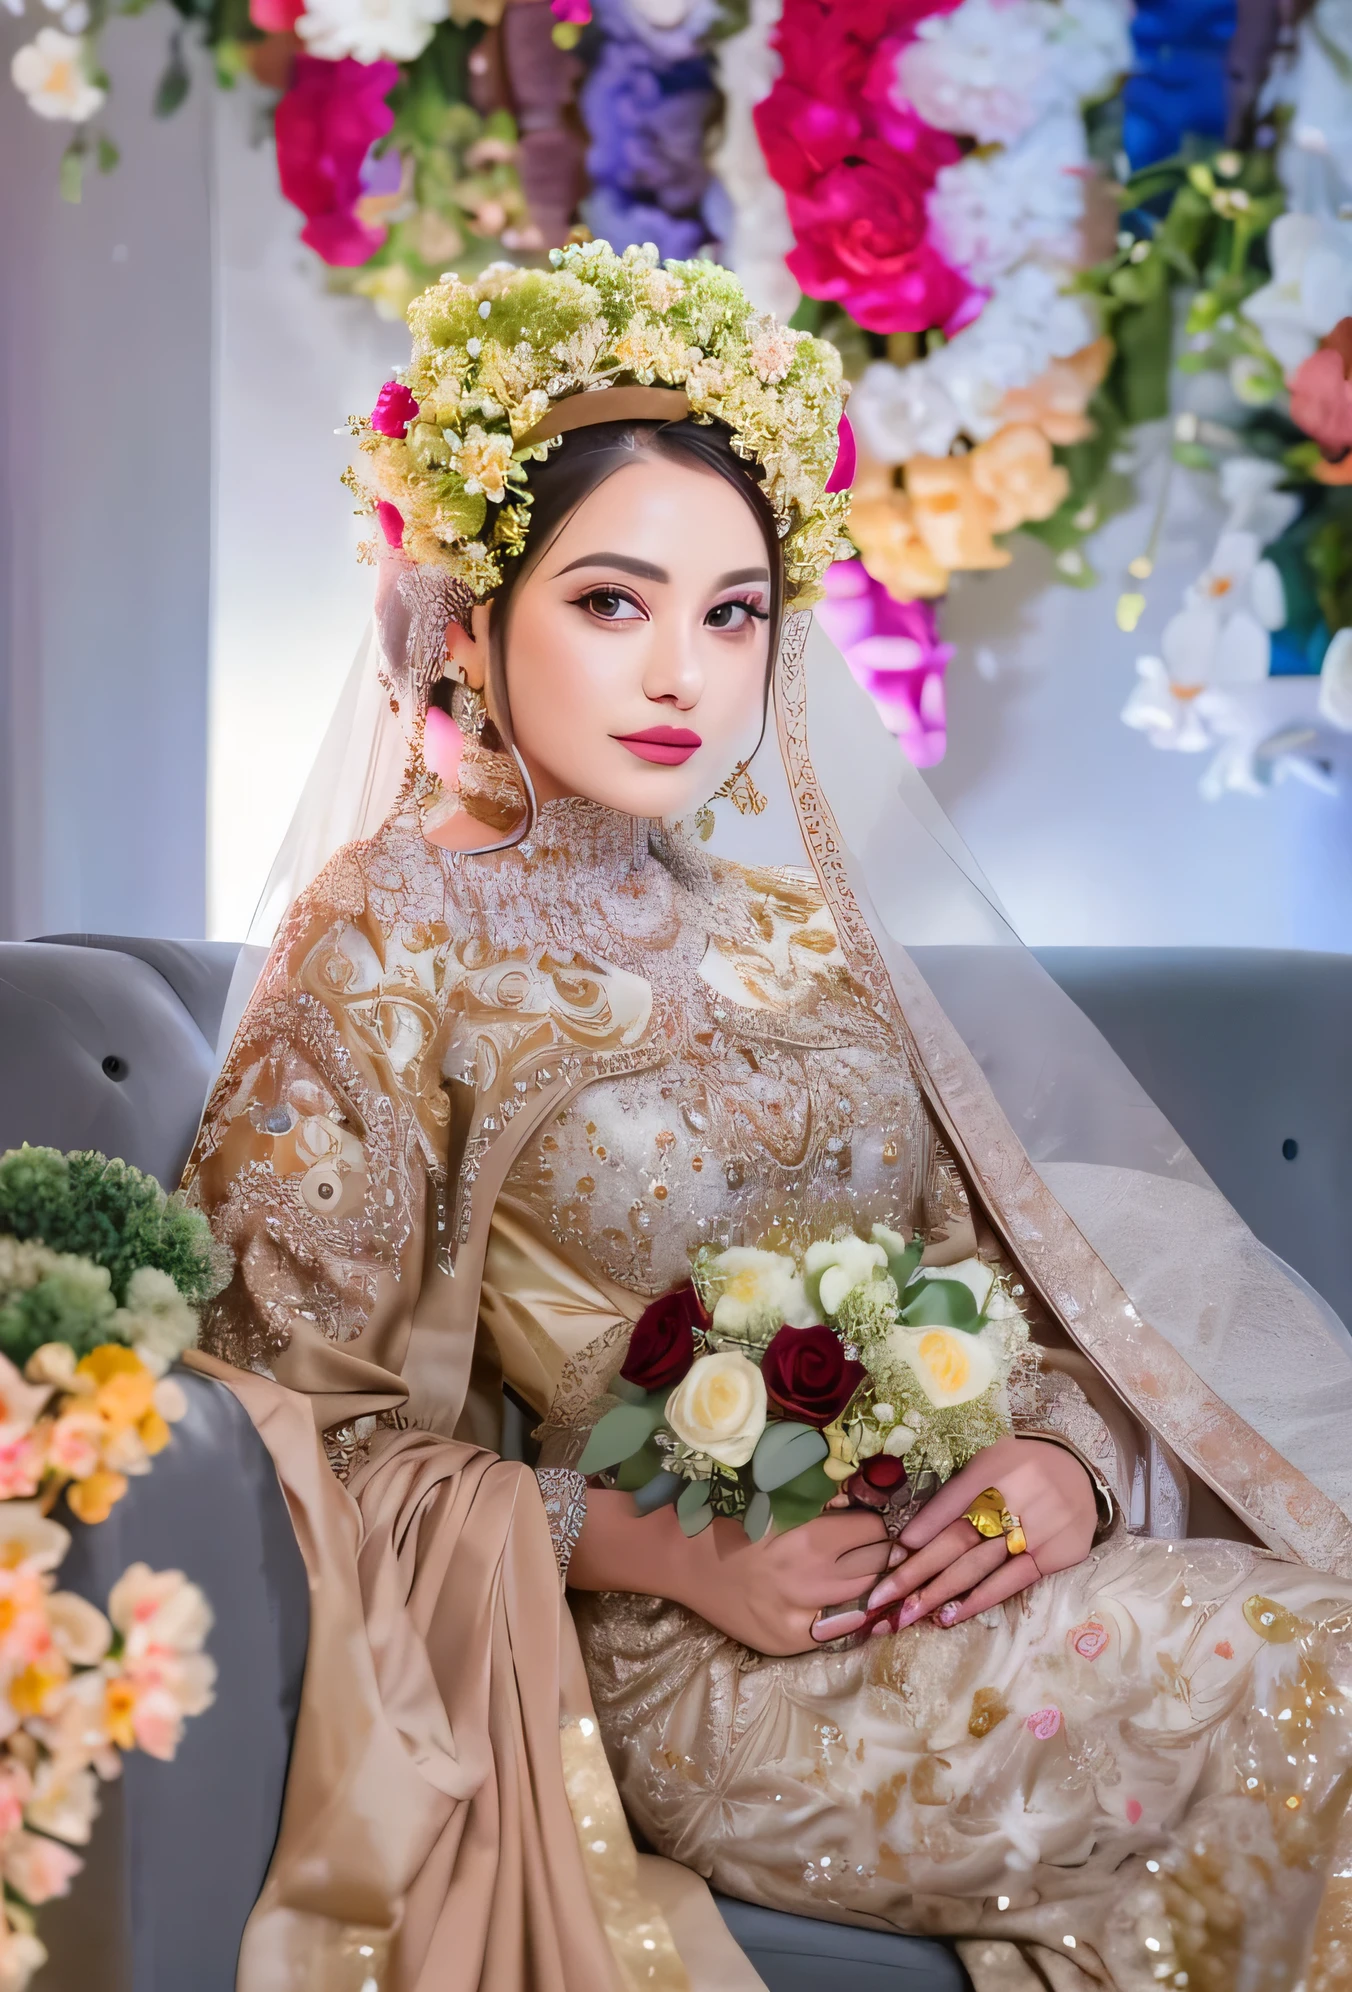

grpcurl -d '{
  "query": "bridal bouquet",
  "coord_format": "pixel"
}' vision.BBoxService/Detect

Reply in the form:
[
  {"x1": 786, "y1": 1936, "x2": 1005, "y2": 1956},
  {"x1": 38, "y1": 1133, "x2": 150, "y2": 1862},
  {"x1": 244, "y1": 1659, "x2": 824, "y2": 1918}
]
[
  {"x1": 578, "y1": 1224, "x2": 1031, "y2": 1539},
  {"x1": 0, "y1": 1147, "x2": 223, "y2": 1989}
]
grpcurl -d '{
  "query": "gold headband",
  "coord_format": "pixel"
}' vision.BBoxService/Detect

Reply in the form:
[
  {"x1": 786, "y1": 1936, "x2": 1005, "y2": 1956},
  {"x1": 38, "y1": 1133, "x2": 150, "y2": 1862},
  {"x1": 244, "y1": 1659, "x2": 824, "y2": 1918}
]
[{"x1": 519, "y1": 385, "x2": 692, "y2": 449}]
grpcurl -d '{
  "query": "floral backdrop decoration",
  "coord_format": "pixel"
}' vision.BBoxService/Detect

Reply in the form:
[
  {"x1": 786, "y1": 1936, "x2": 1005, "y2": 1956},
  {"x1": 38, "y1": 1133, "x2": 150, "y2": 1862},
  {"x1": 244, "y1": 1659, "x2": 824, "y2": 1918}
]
[
  {"x1": 0, "y1": 1147, "x2": 221, "y2": 1991},
  {"x1": 9, "y1": 0, "x2": 1352, "y2": 793}
]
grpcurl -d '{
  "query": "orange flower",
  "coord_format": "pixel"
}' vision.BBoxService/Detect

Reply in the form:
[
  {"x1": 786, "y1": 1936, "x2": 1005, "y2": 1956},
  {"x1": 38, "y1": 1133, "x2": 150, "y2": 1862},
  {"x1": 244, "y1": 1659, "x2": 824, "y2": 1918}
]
[
  {"x1": 995, "y1": 337, "x2": 1112, "y2": 445},
  {"x1": 103, "y1": 1677, "x2": 138, "y2": 1751},
  {"x1": 905, "y1": 455, "x2": 1011, "y2": 572},
  {"x1": 137, "y1": 1409, "x2": 171, "y2": 1457},
  {"x1": 968, "y1": 424, "x2": 1070, "y2": 533},
  {"x1": 849, "y1": 492, "x2": 950, "y2": 601},
  {"x1": 66, "y1": 1470, "x2": 129, "y2": 1526},
  {"x1": 76, "y1": 1346, "x2": 156, "y2": 1432}
]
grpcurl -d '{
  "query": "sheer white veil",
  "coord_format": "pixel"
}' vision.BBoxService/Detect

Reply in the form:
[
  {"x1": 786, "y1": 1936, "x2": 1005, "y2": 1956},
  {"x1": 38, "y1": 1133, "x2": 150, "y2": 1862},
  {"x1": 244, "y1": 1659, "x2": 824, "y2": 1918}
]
[{"x1": 217, "y1": 553, "x2": 1352, "y2": 1560}]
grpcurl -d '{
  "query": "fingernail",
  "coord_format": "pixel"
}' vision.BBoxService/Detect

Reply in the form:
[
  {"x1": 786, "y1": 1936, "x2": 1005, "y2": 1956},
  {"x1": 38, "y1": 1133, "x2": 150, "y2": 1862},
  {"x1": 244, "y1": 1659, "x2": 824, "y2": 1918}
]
[
  {"x1": 936, "y1": 1602, "x2": 958, "y2": 1626},
  {"x1": 812, "y1": 1611, "x2": 866, "y2": 1642},
  {"x1": 870, "y1": 1618, "x2": 892, "y2": 1638},
  {"x1": 886, "y1": 1545, "x2": 905, "y2": 1569},
  {"x1": 893, "y1": 1595, "x2": 924, "y2": 1629}
]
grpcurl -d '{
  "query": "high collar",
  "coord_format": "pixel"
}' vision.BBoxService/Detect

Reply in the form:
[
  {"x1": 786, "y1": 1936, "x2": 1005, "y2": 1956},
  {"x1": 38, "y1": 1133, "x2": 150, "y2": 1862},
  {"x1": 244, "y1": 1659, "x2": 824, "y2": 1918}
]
[{"x1": 516, "y1": 797, "x2": 654, "y2": 879}]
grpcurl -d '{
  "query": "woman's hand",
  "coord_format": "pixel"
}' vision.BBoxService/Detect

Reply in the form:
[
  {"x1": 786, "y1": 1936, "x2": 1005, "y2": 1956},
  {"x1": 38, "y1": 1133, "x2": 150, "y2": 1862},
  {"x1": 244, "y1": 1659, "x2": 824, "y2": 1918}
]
[
  {"x1": 856, "y1": 1435, "x2": 1098, "y2": 1635},
  {"x1": 569, "y1": 1488, "x2": 896, "y2": 1657}
]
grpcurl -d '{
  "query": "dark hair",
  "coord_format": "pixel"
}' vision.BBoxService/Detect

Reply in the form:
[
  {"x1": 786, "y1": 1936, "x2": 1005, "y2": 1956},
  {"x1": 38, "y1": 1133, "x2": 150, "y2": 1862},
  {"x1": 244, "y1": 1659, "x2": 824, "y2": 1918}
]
[{"x1": 467, "y1": 419, "x2": 786, "y2": 751}]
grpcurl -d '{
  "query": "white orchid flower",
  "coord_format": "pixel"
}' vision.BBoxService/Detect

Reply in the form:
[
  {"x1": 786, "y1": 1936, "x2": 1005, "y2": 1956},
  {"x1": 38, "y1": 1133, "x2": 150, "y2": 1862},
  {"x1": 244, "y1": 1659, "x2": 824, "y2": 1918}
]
[
  {"x1": 708, "y1": 1247, "x2": 818, "y2": 1336},
  {"x1": 1318, "y1": 626, "x2": 1352, "y2": 730},
  {"x1": 10, "y1": 25, "x2": 104, "y2": 120},
  {"x1": 1243, "y1": 213, "x2": 1352, "y2": 376},
  {"x1": 804, "y1": 1234, "x2": 889, "y2": 1317},
  {"x1": 1217, "y1": 457, "x2": 1302, "y2": 544},
  {"x1": 1122, "y1": 656, "x2": 1215, "y2": 752}
]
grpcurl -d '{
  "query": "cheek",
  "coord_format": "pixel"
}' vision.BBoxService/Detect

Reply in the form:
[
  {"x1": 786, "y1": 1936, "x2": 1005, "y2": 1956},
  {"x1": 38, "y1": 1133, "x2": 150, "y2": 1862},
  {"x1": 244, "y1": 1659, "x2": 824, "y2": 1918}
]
[{"x1": 506, "y1": 609, "x2": 624, "y2": 757}]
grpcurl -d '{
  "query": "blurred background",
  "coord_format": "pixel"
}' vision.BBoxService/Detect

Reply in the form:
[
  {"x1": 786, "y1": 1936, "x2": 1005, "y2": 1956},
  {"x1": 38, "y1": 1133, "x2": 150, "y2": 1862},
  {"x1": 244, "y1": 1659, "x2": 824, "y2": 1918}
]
[{"x1": 4, "y1": 0, "x2": 1351, "y2": 951}]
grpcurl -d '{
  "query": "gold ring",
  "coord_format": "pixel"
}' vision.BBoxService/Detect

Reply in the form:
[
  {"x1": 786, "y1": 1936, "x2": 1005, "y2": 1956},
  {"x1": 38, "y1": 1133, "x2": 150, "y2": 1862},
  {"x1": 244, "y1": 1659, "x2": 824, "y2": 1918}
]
[{"x1": 963, "y1": 1486, "x2": 1026, "y2": 1554}]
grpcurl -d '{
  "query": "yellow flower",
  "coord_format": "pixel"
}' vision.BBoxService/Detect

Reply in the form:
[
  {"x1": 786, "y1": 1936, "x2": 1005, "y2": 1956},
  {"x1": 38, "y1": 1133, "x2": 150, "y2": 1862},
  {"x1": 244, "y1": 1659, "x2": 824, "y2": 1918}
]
[
  {"x1": 849, "y1": 492, "x2": 950, "y2": 601},
  {"x1": 665, "y1": 1352, "x2": 768, "y2": 1470},
  {"x1": 9, "y1": 1657, "x2": 68, "y2": 1721},
  {"x1": 995, "y1": 338, "x2": 1113, "y2": 446},
  {"x1": 66, "y1": 1470, "x2": 129, "y2": 1526},
  {"x1": 103, "y1": 1677, "x2": 138, "y2": 1751},
  {"x1": 968, "y1": 423, "x2": 1070, "y2": 533},
  {"x1": 454, "y1": 425, "x2": 514, "y2": 502},
  {"x1": 905, "y1": 455, "x2": 1011, "y2": 572}
]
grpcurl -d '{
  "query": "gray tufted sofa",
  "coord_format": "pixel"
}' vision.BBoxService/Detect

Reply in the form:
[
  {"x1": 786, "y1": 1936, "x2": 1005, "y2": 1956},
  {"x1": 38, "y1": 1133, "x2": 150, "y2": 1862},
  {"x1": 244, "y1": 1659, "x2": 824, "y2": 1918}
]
[{"x1": 4, "y1": 934, "x2": 1349, "y2": 1992}]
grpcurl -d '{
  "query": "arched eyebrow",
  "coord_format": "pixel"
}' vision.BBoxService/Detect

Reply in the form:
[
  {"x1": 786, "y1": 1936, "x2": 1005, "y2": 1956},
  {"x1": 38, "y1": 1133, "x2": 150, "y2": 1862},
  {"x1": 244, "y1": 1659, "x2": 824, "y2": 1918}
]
[{"x1": 551, "y1": 555, "x2": 771, "y2": 588}]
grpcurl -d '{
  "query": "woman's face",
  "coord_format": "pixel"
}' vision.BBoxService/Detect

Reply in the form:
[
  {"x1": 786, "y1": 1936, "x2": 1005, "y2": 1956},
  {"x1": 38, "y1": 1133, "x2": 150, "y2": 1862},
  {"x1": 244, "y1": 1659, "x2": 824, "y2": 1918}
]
[{"x1": 452, "y1": 454, "x2": 775, "y2": 817}]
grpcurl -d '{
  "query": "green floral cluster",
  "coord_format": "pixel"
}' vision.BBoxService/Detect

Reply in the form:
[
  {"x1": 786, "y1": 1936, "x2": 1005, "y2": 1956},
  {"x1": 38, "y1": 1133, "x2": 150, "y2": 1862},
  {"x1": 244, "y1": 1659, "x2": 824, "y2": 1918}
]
[
  {"x1": 353, "y1": 239, "x2": 853, "y2": 610},
  {"x1": 0, "y1": 1148, "x2": 227, "y2": 1309}
]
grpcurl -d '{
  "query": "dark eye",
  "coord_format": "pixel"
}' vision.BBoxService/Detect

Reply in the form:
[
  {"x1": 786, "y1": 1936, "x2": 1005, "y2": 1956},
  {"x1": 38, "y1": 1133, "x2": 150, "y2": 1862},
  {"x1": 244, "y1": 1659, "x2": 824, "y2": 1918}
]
[
  {"x1": 581, "y1": 589, "x2": 643, "y2": 621},
  {"x1": 706, "y1": 599, "x2": 766, "y2": 630}
]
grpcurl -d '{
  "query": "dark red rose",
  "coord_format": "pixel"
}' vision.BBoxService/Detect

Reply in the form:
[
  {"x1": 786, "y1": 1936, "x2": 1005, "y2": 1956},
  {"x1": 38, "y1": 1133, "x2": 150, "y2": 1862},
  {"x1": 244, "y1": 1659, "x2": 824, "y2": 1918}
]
[
  {"x1": 845, "y1": 1451, "x2": 909, "y2": 1509},
  {"x1": 760, "y1": 1325, "x2": 865, "y2": 1428},
  {"x1": 620, "y1": 1282, "x2": 703, "y2": 1392}
]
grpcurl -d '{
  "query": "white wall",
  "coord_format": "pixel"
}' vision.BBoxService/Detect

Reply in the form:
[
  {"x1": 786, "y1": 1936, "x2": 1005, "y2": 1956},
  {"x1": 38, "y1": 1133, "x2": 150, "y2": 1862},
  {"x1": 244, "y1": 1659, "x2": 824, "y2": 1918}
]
[
  {"x1": 208, "y1": 84, "x2": 395, "y2": 942},
  {"x1": 930, "y1": 454, "x2": 1352, "y2": 950},
  {"x1": 0, "y1": 10, "x2": 213, "y2": 940}
]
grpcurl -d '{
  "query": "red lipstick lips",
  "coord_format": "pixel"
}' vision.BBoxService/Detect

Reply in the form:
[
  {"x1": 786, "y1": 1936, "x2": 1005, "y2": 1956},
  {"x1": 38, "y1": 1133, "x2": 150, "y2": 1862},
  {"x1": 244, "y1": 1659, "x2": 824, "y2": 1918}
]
[{"x1": 614, "y1": 726, "x2": 702, "y2": 766}]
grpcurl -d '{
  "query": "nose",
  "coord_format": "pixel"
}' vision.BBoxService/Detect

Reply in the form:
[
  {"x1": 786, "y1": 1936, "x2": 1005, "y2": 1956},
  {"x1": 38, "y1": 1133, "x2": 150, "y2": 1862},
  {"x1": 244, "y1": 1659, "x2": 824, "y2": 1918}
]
[{"x1": 641, "y1": 616, "x2": 704, "y2": 710}]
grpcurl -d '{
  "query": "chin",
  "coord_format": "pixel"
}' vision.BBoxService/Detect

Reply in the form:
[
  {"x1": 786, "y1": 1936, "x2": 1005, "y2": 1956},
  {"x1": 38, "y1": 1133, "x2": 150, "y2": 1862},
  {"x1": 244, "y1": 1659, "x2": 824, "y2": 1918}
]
[{"x1": 552, "y1": 751, "x2": 710, "y2": 820}]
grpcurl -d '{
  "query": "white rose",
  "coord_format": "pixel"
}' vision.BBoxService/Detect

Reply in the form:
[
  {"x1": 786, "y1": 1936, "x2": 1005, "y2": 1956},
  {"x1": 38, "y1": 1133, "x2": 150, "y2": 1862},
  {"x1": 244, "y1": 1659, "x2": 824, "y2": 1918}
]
[
  {"x1": 709, "y1": 1247, "x2": 818, "y2": 1336},
  {"x1": 805, "y1": 1234, "x2": 888, "y2": 1317},
  {"x1": 666, "y1": 1351, "x2": 768, "y2": 1469},
  {"x1": 887, "y1": 1325, "x2": 997, "y2": 1408}
]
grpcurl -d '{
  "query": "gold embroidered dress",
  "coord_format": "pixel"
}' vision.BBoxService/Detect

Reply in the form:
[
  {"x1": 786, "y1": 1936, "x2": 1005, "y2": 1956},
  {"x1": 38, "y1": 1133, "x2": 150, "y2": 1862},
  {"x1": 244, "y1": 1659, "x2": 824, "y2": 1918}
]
[{"x1": 187, "y1": 664, "x2": 1352, "y2": 1991}]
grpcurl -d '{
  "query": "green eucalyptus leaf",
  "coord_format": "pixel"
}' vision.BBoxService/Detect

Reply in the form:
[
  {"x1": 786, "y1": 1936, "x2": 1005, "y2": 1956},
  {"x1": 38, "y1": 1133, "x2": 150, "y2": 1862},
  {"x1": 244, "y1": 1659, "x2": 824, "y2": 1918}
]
[
  {"x1": 633, "y1": 1470, "x2": 684, "y2": 1516},
  {"x1": 768, "y1": 1461, "x2": 834, "y2": 1535},
  {"x1": 609, "y1": 1374, "x2": 649, "y2": 1405},
  {"x1": 751, "y1": 1421, "x2": 830, "y2": 1492},
  {"x1": 883, "y1": 1239, "x2": 922, "y2": 1294},
  {"x1": 743, "y1": 1491, "x2": 772, "y2": 1541},
  {"x1": 677, "y1": 1478, "x2": 713, "y2": 1536},
  {"x1": 576, "y1": 1401, "x2": 661, "y2": 1476},
  {"x1": 900, "y1": 1279, "x2": 979, "y2": 1330},
  {"x1": 615, "y1": 1439, "x2": 666, "y2": 1492}
]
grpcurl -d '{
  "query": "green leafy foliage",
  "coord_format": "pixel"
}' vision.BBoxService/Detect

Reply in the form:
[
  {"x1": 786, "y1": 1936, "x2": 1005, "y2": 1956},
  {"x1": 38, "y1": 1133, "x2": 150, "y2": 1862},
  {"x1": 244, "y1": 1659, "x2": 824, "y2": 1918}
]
[
  {"x1": 0, "y1": 1148, "x2": 225, "y2": 1307},
  {"x1": 750, "y1": 1421, "x2": 828, "y2": 1492},
  {"x1": 0, "y1": 1261, "x2": 119, "y2": 1371},
  {"x1": 767, "y1": 1460, "x2": 834, "y2": 1535},
  {"x1": 576, "y1": 1399, "x2": 664, "y2": 1476}
]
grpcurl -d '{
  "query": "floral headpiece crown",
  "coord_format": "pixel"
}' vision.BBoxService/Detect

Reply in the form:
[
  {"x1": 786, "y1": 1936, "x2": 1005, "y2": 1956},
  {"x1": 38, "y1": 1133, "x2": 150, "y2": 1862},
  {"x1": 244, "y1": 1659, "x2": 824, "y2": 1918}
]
[{"x1": 347, "y1": 240, "x2": 854, "y2": 612}]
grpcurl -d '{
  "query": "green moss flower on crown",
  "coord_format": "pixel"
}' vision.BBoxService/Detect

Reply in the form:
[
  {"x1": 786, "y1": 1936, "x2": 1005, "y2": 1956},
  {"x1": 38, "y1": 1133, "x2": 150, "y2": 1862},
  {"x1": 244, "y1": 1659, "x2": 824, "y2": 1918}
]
[{"x1": 347, "y1": 239, "x2": 854, "y2": 612}]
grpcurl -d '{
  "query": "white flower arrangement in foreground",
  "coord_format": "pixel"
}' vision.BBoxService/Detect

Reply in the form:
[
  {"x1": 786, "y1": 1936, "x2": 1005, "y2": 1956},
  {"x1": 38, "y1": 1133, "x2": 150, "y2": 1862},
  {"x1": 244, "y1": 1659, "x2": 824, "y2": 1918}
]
[
  {"x1": 297, "y1": 0, "x2": 449, "y2": 66},
  {"x1": 9, "y1": 26, "x2": 102, "y2": 123}
]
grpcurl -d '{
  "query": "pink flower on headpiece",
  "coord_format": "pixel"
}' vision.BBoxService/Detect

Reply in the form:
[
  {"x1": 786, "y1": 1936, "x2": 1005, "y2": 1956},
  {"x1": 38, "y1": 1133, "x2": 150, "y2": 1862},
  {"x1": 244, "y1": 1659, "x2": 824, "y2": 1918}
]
[
  {"x1": 371, "y1": 381, "x2": 420, "y2": 437},
  {"x1": 551, "y1": 0, "x2": 590, "y2": 19},
  {"x1": 375, "y1": 501, "x2": 405, "y2": 548},
  {"x1": 826, "y1": 413, "x2": 857, "y2": 494},
  {"x1": 816, "y1": 559, "x2": 951, "y2": 768},
  {"x1": 248, "y1": 0, "x2": 301, "y2": 30},
  {"x1": 274, "y1": 55, "x2": 398, "y2": 268}
]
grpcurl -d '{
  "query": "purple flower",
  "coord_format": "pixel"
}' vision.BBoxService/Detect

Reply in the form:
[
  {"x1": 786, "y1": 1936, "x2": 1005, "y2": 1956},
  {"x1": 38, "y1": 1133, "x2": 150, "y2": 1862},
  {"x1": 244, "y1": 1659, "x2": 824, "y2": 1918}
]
[
  {"x1": 579, "y1": 0, "x2": 715, "y2": 254},
  {"x1": 816, "y1": 559, "x2": 952, "y2": 769}
]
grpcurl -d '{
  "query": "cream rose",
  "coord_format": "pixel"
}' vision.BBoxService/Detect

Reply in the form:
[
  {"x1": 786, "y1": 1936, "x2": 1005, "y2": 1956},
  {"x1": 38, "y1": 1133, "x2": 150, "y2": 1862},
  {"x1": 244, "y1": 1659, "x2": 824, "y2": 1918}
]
[
  {"x1": 665, "y1": 1351, "x2": 768, "y2": 1469},
  {"x1": 708, "y1": 1247, "x2": 818, "y2": 1337}
]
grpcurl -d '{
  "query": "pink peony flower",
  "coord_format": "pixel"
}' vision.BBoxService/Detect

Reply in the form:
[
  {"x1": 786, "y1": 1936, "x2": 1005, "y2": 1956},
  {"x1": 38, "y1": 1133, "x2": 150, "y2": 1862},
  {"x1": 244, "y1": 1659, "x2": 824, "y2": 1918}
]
[
  {"x1": 3, "y1": 1828, "x2": 82, "y2": 1905},
  {"x1": 375, "y1": 500, "x2": 405, "y2": 548},
  {"x1": 371, "y1": 380, "x2": 420, "y2": 438},
  {"x1": 756, "y1": 0, "x2": 977, "y2": 335},
  {"x1": 550, "y1": 0, "x2": 590, "y2": 18},
  {"x1": 249, "y1": 0, "x2": 302, "y2": 29},
  {"x1": 816, "y1": 558, "x2": 952, "y2": 767},
  {"x1": 274, "y1": 55, "x2": 398, "y2": 268},
  {"x1": 1290, "y1": 324, "x2": 1352, "y2": 460}
]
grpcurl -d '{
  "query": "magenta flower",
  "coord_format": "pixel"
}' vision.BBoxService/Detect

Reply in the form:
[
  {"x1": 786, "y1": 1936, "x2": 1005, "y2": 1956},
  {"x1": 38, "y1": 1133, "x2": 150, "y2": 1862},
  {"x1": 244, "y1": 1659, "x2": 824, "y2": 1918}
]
[
  {"x1": 825, "y1": 412, "x2": 857, "y2": 494},
  {"x1": 274, "y1": 55, "x2": 398, "y2": 269},
  {"x1": 371, "y1": 381, "x2": 420, "y2": 438},
  {"x1": 816, "y1": 559, "x2": 952, "y2": 768},
  {"x1": 375, "y1": 501, "x2": 404, "y2": 548},
  {"x1": 551, "y1": 0, "x2": 591, "y2": 19}
]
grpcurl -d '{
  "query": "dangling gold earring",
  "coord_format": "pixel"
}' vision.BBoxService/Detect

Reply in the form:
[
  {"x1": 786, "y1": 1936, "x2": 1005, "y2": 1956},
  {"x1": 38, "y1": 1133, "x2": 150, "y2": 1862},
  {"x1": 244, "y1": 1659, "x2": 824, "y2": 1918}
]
[
  {"x1": 713, "y1": 758, "x2": 766, "y2": 817},
  {"x1": 450, "y1": 679, "x2": 487, "y2": 741}
]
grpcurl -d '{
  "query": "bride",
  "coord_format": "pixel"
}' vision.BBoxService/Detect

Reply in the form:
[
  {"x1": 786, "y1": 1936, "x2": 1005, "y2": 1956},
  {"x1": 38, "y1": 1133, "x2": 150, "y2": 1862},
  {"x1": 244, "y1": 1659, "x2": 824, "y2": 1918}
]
[{"x1": 184, "y1": 242, "x2": 1352, "y2": 1992}]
